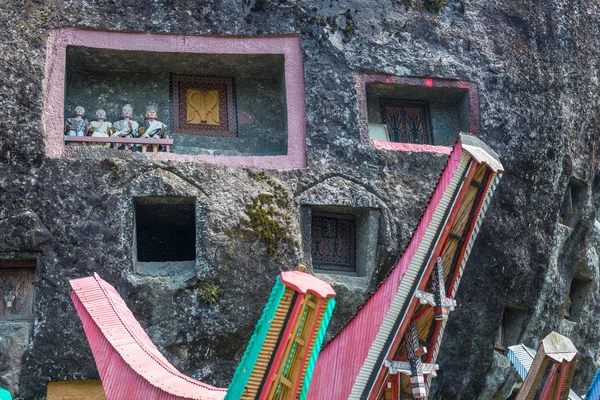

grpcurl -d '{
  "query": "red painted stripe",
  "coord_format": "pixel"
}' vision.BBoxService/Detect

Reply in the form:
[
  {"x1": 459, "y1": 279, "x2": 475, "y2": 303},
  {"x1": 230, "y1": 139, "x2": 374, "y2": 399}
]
[
  {"x1": 540, "y1": 363, "x2": 559, "y2": 400},
  {"x1": 291, "y1": 299, "x2": 325, "y2": 397},
  {"x1": 555, "y1": 361, "x2": 568, "y2": 400}
]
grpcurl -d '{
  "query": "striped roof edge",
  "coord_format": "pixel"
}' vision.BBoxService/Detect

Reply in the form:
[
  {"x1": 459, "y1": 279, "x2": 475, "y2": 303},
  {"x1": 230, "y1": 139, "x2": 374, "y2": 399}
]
[
  {"x1": 315, "y1": 133, "x2": 502, "y2": 352},
  {"x1": 70, "y1": 273, "x2": 227, "y2": 400},
  {"x1": 586, "y1": 369, "x2": 600, "y2": 400}
]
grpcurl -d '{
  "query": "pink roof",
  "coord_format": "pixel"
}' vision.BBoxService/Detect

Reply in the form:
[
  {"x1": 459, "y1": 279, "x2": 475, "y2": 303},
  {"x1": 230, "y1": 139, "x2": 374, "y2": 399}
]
[
  {"x1": 70, "y1": 273, "x2": 227, "y2": 400},
  {"x1": 307, "y1": 140, "x2": 465, "y2": 399},
  {"x1": 280, "y1": 270, "x2": 336, "y2": 299}
]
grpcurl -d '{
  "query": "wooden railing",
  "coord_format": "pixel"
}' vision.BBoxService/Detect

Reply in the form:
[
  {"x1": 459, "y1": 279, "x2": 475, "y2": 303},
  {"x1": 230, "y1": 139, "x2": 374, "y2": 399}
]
[{"x1": 64, "y1": 136, "x2": 174, "y2": 152}]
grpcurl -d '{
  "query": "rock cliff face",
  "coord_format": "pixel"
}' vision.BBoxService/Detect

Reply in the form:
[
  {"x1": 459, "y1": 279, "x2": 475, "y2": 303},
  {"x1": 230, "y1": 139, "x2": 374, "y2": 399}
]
[{"x1": 1, "y1": 1, "x2": 599, "y2": 399}]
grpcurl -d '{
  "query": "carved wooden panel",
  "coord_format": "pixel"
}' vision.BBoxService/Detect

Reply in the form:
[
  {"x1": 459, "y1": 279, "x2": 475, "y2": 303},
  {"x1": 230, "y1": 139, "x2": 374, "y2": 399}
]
[
  {"x1": 0, "y1": 264, "x2": 35, "y2": 320},
  {"x1": 380, "y1": 99, "x2": 432, "y2": 144},
  {"x1": 311, "y1": 212, "x2": 356, "y2": 272},
  {"x1": 171, "y1": 74, "x2": 237, "y2": 136}
]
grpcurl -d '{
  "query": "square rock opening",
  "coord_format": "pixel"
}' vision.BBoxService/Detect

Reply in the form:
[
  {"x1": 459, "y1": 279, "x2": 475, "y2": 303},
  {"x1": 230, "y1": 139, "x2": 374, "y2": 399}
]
[
  {"x1": 495, "y1": 304, "x2": 529, "y2": 352},
  {"x1": 301, "y1": 206, "x2": 380, "y2": 278},
  {"x1": 134, "y1": 197, "x2": 196, "y2": 268},
  {"x1": 566, "y1": 273, "x2": 592, "y2": 322},
  {"x1": 366, "y1": 83, "x2": 469, "y2": 146},
  {"x1": 65, "y1": 46, "x2": 287, "y2": 156},
  {"x1": 0, "y1": 259, "x2": 36, "y2": 321},
  {"x1": 558, "y1": 177, "x2": 587, "y2": 228}
]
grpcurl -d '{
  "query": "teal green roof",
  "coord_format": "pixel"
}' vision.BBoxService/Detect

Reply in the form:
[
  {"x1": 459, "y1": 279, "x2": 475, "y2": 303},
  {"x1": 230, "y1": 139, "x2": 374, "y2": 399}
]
[
  {"x1": 299, "y1": 297, "x2": 336, "y2": 400},
  {"x1": 225, "y1": 276, "x2": 286, "y2": 400},
  {"x1": 0, "y1": 387, "x2": 12, "y2": 400}
]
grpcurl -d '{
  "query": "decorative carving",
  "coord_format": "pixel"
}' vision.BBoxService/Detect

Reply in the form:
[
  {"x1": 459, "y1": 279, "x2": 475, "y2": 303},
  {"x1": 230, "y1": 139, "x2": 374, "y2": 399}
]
[
  {"x1": 0, "y1": 268, "x2": 35, "y2": 318},
  {"x1": 186, "y1": 89, "x2": 220, "y2": 125},
  {"x1": 380, "y1": 99, "x2": 432, "y2": 144},
  {"x1": 170, "y1": 74, "x2": 237, "y2": 137},
  {"x1": 311, "y1": 212, "x2": 356, "y2": 272}
]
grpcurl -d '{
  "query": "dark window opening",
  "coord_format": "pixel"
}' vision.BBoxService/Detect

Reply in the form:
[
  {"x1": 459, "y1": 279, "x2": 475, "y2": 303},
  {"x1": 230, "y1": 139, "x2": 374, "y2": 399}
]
[
  {"x1": 135, "y1": 197, "x2": 196, "y2": 262},
  {"x1": 495, "y1": 305, "x2": 528, "y2": 353},
  {"x1": 565, "y1": 273, "x2": 591, "y2": 322},
  {"x1": 0, "y1": 259, "x2": 36, "y2": 320},
  {"x1": 558, "y1": 177, "x2": 587, "y2": 227},
  {"x1": 311, "y1": 212, "x2": 356, "y2": 273}
]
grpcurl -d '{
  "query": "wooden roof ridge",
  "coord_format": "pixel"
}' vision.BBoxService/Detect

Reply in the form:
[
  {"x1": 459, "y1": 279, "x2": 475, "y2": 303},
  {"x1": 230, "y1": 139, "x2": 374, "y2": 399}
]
[
  {"x1": 280, "y1": 270, "x2": 336, "y2": 298},
  {"x1": 307, "y1": 135, "x2": 504, "y2": 399},
  {"x1": 70, "y1": 273, "x2": 227, "y2": 399},
  {"x1": 319, "y1": 133, "x2": 502, "y2": 350}
]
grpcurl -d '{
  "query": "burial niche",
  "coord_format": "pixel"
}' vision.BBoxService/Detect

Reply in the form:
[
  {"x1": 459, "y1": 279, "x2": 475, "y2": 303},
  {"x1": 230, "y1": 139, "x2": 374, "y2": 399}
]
[
  {"x1": 361, "y1": 76, "x2": 477, "y2": 147},
  {"x1": 558, "y1": 177, "x2": 587, "y2": 228},
  {"x1": 494, "y1": 304, "x2": 529, "y2": 353},
  {"x1": 302, "y1": 206, "x2": 380, "y2": 277},
  {"x1": 64, "y1": 46, "x2": 287, "y2": 156},
  {"x1": 134, "y1": 197, "x2": 196, "y2": 267},
  {"x1": 0, "y1": 259, "x2": 36, "y2": 321},
  {"x1": 565, "y1": 273, "x2": 592, "y2": 322}
]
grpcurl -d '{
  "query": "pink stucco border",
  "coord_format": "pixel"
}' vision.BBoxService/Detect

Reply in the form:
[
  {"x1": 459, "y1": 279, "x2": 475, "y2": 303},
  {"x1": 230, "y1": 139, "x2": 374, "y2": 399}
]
[
  {"x1": 43, "y1": 28, "x2": 306, "y2": 169},
  {"x1": 356, "y1": 73, "x2": 480, "y2": 154}
]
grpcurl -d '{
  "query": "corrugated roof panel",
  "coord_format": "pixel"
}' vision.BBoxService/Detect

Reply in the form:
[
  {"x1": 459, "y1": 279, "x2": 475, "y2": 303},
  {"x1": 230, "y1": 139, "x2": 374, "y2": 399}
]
[
  {"x1": 586, "y1": 369, "x2": 600, "y2": 400},
  {"x1": 71, "y1": 274, "x2": 227, "y2": 400}
]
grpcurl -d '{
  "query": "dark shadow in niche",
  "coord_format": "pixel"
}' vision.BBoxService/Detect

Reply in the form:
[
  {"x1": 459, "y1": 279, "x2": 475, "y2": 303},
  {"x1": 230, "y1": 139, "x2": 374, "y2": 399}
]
[
  {"x1": 558, "y1": 177, "x2": 587, "y2": 228},
  {"x1": 134, "y1": 197, "x2": 196, "y2": 276},
  {"x1": 494, "y1": 304, "x2": 529, "y2": 353},
  {"x1": 566, "y1": 273, "x2": 592, "y2": 322}
]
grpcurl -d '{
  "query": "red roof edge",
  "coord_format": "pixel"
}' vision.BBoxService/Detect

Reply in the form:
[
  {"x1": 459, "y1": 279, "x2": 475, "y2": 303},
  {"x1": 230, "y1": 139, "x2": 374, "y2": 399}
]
[{"x1": 280, "y1": 270, "x2": 336, "y2": 299}]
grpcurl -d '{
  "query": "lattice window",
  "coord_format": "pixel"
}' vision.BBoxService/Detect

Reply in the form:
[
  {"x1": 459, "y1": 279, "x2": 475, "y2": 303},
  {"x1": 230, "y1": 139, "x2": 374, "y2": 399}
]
[
  {"x1": 311, "y1": 213, "x2": 356, "y2": 272},
  {"x1": 380, "y1": 99, "x2": 432, "y2": 144},
  {"x1": 0, "y1": 260, "x2": 35, "y2": 320},
  {"x1": 170, "y1": 74, "x2": 237, "y2": 137}
]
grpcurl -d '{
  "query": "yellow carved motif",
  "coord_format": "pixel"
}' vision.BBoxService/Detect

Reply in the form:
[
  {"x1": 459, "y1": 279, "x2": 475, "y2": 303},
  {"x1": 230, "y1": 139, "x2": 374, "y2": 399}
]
[
  {"x1": 186, "y1": 89, "x2": 220, "y2": 125},
  {"x1": 47, "y1": 381, "x2": 106, "y2": 400}
]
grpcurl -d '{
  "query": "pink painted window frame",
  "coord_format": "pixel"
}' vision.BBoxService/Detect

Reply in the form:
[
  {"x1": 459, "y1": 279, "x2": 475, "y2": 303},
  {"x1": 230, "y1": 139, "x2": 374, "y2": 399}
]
[
  {"x1": 43, "y1": 28, "x2": 306, "y2": 169},
  {"x1": 356, "y1": 74, "x2": 480, "y2": 153}
]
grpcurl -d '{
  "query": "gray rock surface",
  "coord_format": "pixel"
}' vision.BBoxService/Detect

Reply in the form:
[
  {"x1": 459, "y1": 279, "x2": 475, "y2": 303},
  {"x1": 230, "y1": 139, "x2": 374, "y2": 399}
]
[{"x1": 0, "y1": 0, "x2": 600, "y2": 399}]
